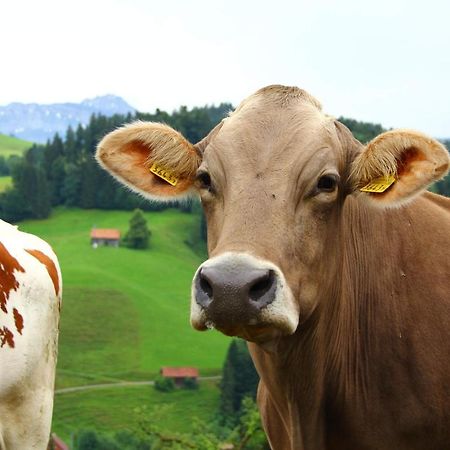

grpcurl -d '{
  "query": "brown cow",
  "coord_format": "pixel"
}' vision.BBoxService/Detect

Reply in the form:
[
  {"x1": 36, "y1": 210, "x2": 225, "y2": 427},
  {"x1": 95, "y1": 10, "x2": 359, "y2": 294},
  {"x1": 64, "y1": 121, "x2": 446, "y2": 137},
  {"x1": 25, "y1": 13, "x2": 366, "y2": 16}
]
[{"x1": 96, "y1": 85, "x2": 450, "y2": 450}]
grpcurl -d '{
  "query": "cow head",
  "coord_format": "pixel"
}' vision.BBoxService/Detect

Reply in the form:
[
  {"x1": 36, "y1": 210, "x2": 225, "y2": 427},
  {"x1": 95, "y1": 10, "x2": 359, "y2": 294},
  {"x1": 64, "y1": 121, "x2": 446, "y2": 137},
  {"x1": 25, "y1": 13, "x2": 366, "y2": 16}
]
[{"x1": 96, "y1": 85, "x2": 449, "y2": 344}]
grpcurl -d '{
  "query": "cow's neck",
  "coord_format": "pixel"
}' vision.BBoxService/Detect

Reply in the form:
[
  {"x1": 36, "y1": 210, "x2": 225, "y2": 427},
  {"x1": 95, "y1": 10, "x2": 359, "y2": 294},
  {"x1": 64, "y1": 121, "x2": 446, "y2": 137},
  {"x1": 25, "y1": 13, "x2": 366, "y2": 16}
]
[
  {"x1": 323, "y1": 195, "x2": 413, "y2": 401},
  {"x1": 250, "y1": 195, "x2": 417, "y2": 449},
  {"x1": 249, "y1": 315, "x2": 327, "y2": 448}
]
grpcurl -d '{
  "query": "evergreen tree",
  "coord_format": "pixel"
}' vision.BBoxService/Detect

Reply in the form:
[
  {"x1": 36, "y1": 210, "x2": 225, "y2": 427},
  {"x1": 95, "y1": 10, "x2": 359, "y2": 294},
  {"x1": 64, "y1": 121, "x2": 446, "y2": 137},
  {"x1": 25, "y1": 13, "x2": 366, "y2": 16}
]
[
  {"x1": 1, "y1": 156, "x2": 51, "y2": 221},
  {"x1": 219, "y1": 339, "x2": 259, "y2": 425},
  {"x1": 0, "y1": 187, "x2": 31, "y2": 222},
  {"x1": 220, "y1": 340, "x2": 239, "y2": 423},
  {"x1": 75, "y1": 430, "x2": 120, "y2": 450},
  {"x1": 338, "y1": 116, "x2": 386, "y2": 143},
  {"x1": 62, "y1": 163, "x2": 82, "y2": 206},
  {"x1": 79, "y1": 159, "x2": 98, "y2": 208},
  {"x1": 122, "y1": 209, "x2": 151, "y2": 249},
  {"x1": 65, "y1": 125, "x2": 78, "y2": 164},
  {"x1": 0, "y1": 156, "x2": 9, "y2": 175}
]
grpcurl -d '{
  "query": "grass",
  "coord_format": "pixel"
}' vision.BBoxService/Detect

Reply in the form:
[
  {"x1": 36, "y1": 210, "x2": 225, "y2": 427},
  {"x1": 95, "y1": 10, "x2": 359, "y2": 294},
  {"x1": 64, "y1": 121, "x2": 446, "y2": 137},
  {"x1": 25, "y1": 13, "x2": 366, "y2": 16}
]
[
  {"x1": 19, "y1": 208, "x2": 230, "y2": 439},
  {"x1": 53, "y1": 380, "x2": 221, "y2": 443},
  {"x1": 0, "y1": 133, "x2": 33, "y2": 157},
  {"x1": 0, "y1": 176, "x2": 12, "y2": 192}
]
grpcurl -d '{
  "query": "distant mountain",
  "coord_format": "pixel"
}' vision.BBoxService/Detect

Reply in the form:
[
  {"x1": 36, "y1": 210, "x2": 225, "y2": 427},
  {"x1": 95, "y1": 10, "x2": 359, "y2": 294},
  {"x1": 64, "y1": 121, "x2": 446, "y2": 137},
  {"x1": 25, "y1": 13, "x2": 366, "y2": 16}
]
[{"x1": 0, "y1": 95, "x2": 135, "y2": 143}]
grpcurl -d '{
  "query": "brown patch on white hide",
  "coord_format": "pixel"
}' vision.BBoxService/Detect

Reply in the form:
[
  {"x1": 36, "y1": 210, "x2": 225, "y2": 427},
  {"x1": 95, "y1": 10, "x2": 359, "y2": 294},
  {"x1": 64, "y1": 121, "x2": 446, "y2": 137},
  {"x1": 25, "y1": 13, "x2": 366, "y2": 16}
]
[
  {"x1": 0, "y1": 242, "x2": 25, "y2": 314},
  {"x1": 96, "y1": 121, "x2": 201, "y2": 200},
  {"x1": 0, "y1": 326, "x2": 14, "y2": 348},
  {"x1": 13, "y1": 307, "x2": 24, "y2": 335},
  {"x1": 26, "y1": 249, "x2": 60, "y2": 296}
]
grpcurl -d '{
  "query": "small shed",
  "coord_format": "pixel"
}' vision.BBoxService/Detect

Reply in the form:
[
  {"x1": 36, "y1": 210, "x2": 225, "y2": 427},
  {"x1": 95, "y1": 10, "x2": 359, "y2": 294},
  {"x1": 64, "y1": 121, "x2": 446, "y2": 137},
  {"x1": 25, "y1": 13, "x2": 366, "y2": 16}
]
[
  {"x1": 160, "y1": 366, "x2": 199, "y2": 387},
  {"x1": 90, "y1": 228, "x2": 120, "y2": 248}
]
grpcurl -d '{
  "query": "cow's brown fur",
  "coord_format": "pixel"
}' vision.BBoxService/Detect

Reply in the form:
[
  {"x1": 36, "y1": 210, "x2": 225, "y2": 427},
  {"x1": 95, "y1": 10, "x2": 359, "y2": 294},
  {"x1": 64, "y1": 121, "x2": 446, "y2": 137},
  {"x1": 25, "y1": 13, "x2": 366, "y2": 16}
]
[
  {"x1": 96, "y1": 85, "x2": 450, "y2": 450},
  {"x1": 0, "y1": 242, "x2": 25, "y2": 314},
  {"x1": 249, "y1": 191, "x2": 450, "y2": 449},
  {"x1": 26, "y1": 249, "x2": 61, "y2": 296}
]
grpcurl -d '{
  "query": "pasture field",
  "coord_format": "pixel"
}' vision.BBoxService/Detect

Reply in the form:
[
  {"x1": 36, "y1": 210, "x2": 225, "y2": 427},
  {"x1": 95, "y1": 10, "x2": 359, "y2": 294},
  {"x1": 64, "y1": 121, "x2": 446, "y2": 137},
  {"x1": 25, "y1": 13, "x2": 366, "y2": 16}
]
[
  {"x1": 20, "y1": 208, "x2": 229, "y2": 439},
  {"x1": 53, "y1": 380, "x2": 221, "y2": 443},
  {"x1": 0, "y1": 133, "x2": 32, "y2": 156},
  {"x1": 0, "y1": 176, "x2": 12, "y2": 192}
]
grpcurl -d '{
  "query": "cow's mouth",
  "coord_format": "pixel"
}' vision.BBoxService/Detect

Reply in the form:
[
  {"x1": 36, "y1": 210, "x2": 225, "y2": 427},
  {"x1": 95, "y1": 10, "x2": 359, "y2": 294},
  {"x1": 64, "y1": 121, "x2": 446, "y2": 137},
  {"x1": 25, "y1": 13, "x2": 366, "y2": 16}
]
[{"x1": 206, "y1": 320, "x2": 282, "y2": 343}]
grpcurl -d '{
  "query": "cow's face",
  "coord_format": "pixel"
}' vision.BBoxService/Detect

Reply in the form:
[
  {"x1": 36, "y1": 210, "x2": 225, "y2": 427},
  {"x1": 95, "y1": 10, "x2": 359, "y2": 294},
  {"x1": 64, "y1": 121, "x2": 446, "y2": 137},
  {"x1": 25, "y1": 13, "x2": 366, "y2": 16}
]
[
  {"x1": 96, "y1": 85, "x2": 450, "y2": 344},
  {"x1": 190, "y1": 93, "x2": 351, "y2": 342}
]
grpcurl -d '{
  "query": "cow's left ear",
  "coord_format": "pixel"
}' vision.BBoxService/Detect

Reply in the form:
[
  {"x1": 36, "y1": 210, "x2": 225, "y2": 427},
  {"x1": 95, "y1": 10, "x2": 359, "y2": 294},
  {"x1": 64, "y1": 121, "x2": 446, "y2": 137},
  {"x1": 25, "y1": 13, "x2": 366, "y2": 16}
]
[
  {"x1": 350, "y1": 130, "x2": 450, "y2": 207},
  {"x1": 96, "y1": 121, "x2": 202, "y2": 202}
]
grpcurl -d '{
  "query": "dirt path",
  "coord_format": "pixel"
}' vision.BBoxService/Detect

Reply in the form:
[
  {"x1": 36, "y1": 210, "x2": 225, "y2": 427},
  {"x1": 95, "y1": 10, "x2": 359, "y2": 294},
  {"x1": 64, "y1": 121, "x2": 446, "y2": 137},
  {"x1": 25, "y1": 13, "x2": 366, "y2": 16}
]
[{"x1": 55, "y1": 376, "x2": 222, "y2": 395}]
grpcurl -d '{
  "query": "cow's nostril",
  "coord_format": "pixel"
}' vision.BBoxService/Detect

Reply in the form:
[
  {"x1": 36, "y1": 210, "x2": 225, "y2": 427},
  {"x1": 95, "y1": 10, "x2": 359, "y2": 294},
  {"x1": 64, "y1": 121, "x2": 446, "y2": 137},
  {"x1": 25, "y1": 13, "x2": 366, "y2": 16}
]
[
  {"x1": 249, "y1": 270, "x2": 275, "y2": 302},
  {"x1": 199, "y1": 269, "x2": 213, "y2": 297}
]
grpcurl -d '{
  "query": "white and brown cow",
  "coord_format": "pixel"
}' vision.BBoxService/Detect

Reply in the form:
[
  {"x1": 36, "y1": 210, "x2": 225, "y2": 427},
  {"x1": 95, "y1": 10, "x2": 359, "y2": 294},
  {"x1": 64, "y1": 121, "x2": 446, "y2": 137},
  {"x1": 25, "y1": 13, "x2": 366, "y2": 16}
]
[
  {"x1": 96, "y1": 85, "x2": 450, "y2": 450},
  {"x1": 0, "y1": 220, "x2": 61, "y2": 449}
]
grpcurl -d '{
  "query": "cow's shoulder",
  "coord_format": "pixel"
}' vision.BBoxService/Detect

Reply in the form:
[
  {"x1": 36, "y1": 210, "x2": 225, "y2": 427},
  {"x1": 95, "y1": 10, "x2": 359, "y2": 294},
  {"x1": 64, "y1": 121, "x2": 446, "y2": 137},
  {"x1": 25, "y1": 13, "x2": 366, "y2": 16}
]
[{"x1": 0, "y1": 220, "x2": 61, "y2": 298}]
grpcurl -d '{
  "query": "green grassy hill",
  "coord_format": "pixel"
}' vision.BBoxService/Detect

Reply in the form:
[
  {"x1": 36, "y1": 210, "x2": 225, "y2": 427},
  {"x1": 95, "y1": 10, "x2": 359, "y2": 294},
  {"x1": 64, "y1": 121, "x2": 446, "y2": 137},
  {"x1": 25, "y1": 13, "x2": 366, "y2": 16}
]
[
  {"x1": 0, "y1": 133, "x2": 33, "y2": 157},
  {"x1": 53, "y1": 381, "x2": 221, "y2": 443},
  {"x1": 20, "y1": 208, "x2": 230, "y2": 441}
]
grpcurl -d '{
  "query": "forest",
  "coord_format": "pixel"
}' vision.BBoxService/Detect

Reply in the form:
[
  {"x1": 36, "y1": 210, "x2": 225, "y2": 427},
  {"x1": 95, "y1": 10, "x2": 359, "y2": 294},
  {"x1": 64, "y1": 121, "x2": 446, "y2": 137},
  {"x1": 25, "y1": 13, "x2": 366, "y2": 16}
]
[{"x1": 1, "y1": 103, "x2": 448, "y2": 225}]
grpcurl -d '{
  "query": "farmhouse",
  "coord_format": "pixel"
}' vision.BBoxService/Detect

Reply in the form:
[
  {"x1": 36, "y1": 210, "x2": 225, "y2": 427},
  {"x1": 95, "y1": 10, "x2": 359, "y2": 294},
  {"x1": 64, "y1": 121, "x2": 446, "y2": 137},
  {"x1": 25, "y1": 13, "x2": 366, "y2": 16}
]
[
  {"x1": 160, "y1": 367, "x2": 199, "y2": 387},
  {"x1": 90, "y1": 228, "x2": 120, "y2": 248}
]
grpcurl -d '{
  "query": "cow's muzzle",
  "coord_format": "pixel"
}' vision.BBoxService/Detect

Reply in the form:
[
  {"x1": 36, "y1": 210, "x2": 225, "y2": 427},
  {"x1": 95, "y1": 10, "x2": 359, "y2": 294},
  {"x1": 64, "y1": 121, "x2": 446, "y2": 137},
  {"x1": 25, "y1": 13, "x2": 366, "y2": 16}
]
[{"x1": 191, "y1": 252, "x2": 299, "y2": 342}]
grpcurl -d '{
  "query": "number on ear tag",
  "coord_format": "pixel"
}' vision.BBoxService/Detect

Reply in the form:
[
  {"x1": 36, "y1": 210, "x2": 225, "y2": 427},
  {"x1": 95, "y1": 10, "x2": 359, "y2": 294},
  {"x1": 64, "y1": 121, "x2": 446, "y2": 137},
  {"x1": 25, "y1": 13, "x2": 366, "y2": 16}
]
[
  {"x1": 150, "y1": 163, "x2": 178, "y2": 186},
  {"x1": 360, "y1": 175, "x2": 396, "y2": 193}
]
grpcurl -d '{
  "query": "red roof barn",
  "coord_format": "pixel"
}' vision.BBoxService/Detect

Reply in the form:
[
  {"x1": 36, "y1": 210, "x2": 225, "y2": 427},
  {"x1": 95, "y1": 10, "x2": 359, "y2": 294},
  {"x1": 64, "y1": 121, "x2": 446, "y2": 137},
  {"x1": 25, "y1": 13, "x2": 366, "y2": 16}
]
[
  {"x1": 90, "y1": 228, "x2": 120, "y2": 248},
  {"x1": 160, "y1": 367, "x2": 199, "y2": 387}
]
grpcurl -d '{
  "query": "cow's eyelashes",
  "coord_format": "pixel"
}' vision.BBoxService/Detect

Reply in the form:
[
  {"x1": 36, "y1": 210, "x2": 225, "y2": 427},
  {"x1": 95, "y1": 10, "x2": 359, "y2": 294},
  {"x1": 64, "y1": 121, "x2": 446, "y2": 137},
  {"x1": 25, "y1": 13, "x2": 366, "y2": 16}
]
[
  {"x1": 196, "y1": 171, "x2": 213, "y2": 192},
  {"x1": 316, "y1": 174, "x2": 338, "y2": 193}
]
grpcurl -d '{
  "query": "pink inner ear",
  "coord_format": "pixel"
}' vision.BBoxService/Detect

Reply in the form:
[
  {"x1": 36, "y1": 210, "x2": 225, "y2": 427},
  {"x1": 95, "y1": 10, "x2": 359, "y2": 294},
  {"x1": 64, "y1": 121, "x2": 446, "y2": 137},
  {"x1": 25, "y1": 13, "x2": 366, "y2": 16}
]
[
  {"x1": 397, "y1": 146, "x2": 427, "y2": 177},
  {"x1": 364, "y1": 146, "x2": 443, "y2": 205},
  {"x1": 119, "y1": 140, "x2": 195, "y2": 198}
]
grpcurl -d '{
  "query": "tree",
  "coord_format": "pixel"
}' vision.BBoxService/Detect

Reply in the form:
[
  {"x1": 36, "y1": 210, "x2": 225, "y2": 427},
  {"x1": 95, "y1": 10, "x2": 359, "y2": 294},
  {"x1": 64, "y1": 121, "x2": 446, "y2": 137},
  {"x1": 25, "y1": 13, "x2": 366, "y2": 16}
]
[
  {"x1": 122, "y1": 209, "x2": 151, "y2": 249},
  {"x1": 219, "y1": 339, "x2": 260, "y2": 426},
  {"x1": 0, "y1": 156, "x2": 9, "y2": 175},
  {"x1": 0, "y1": 187, "x2": 31, "y2": 222},
  {"x1": 79, "y1": 160, "x2": 98, "y2": 209},
  {"x1": 183, "y1": 377, "x2": 198, "y2": 390},
  {"x1": 136, "y1": 397, "x2": 269, "y2": 449},
  {"x1": 1, "y1": 156, "x2": 51, "y2": 221},
  {"x1": 62, "y1": 163, "x2": 82, "y2": 206},
  {"x1": 338, "y1": 116, "x2": 386, "y2": 143},
  {"x1": 154, "y1": 375, "x2": 175, "y2": 392}
]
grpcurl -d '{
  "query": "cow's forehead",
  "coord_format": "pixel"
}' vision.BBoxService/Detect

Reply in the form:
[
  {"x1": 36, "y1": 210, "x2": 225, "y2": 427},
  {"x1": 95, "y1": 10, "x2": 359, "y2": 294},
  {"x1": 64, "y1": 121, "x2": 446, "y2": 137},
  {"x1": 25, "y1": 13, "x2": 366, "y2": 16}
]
[
  {"x1": 204, "y1": 91, "x2": 339, "y2": 173},
  {"x1": 233, "y1": 85, "x2": 323, "y2": 113}
]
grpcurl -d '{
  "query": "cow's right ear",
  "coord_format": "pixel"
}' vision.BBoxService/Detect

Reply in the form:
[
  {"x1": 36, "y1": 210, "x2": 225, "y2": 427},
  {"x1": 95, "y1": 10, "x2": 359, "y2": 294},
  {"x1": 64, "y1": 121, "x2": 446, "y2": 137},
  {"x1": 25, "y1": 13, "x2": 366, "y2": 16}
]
[{"x1": 96, "y1": 121, "x2": 202, "y2": 201}]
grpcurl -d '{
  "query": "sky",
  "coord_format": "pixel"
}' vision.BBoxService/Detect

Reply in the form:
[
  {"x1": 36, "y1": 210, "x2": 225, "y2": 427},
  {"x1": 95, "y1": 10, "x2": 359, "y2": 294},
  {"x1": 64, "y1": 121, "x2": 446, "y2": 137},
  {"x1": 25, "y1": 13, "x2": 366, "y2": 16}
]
[{"x1": 1, "y1": 0, "x2": 449, "y2": 137}]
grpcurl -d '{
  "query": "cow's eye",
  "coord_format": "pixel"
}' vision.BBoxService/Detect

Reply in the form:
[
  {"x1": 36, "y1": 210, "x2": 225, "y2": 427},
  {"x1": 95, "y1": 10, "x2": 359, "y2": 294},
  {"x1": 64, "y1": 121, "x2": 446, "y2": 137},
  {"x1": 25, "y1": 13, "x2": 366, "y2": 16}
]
[
  {"x1": 196, "y1": 171, "x2": 212, "y2": 191},
  {"x1": 317, "y1": 174, "x2": 338, "y2": 192}
]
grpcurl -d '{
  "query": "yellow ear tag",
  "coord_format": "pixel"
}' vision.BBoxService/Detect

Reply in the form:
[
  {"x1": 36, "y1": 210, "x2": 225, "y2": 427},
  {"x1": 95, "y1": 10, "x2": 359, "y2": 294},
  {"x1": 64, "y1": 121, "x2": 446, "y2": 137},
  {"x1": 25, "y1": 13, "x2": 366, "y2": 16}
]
[
  {"x1": 360, "y1": 175, "x2": 396, "y2": 193},
  {"x1": 150, "y1": 163, "x2": 178, "y2": 186}
]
